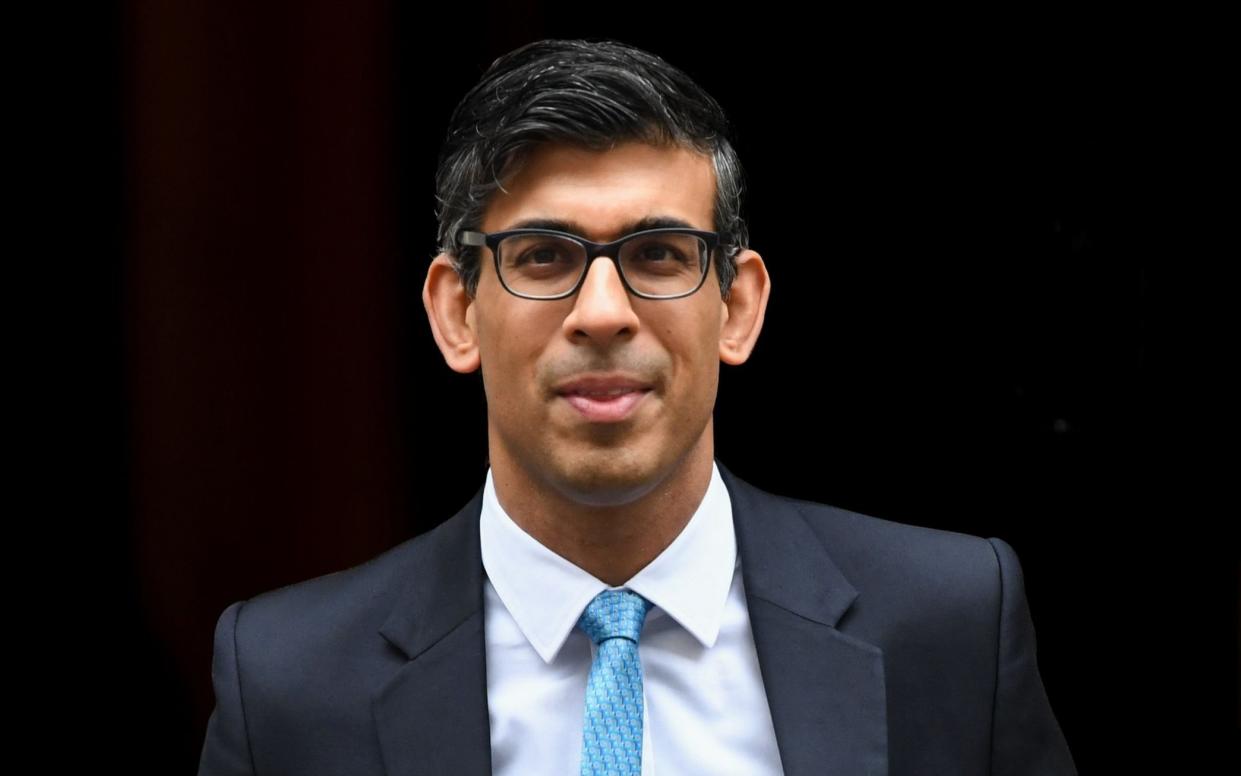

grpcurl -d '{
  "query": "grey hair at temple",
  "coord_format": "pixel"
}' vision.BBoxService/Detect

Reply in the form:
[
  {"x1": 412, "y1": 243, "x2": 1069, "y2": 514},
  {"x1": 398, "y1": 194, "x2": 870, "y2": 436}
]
[{"x1": 432, "y1": 38, "x2": 750, "y2": 301}]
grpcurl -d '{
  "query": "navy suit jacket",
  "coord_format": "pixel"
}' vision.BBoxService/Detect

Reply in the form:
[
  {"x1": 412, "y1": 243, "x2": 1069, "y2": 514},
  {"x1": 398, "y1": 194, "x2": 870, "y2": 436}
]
[{"x1": 198, "y1": 458, "x2": 1077, "y2": 775}]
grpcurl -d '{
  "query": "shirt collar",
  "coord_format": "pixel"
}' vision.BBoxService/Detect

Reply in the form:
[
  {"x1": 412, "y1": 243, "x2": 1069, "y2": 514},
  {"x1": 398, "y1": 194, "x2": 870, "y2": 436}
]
[{"x1": 479, "y1": 460, "x2": 738, "y2": 664}]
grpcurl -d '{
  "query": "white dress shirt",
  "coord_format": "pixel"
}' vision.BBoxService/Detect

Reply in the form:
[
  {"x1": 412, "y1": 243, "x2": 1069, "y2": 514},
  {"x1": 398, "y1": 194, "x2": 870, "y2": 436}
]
[{"x1": 480, "y1": 460, "x2": 785, "y2": 774}]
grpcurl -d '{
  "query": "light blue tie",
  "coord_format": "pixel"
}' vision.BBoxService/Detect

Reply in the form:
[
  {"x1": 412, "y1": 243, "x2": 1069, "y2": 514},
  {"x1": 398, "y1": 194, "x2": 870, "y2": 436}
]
[{"x1": 577, "y1": 588, "x2": 655, "y2": 776}]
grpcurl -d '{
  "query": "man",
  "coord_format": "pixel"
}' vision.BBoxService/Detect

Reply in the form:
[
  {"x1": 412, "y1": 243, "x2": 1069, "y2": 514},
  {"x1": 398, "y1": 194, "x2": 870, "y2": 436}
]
[{"x1": 198, "y1": 38, "x2": 1076, "y2": 775}]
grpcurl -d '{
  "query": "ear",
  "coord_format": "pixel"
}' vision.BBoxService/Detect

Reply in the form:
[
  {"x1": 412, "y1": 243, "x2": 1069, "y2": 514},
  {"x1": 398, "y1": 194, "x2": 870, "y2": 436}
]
[
  {"x1": 423, "y1": 253, "x2": 481, "y2": 374},
  {"x1": 718, "y1": 249, "x2": 771, "y2": 366}
]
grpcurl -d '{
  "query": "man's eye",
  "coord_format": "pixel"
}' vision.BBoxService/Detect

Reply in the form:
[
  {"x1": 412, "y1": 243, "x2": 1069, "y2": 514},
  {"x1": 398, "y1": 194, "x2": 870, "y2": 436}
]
[
  {"x1": 519, "y1": 246, "x2": 570, "y2": 265},
  {"x1": 634, "y1": 243, "x2": 689, "y2": 264}
]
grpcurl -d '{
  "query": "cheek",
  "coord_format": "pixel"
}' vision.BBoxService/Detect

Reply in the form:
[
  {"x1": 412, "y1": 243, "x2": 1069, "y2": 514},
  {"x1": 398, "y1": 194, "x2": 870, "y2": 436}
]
[
  {"x1": 695, "y1": 316, "x2": 723, "y2": 403},
  {"x1": 477, "y1": 312, "x2": 554, "y2": 417},
  {"x1": 670, "y1": 321, "x2": 721, "y2": 404}
]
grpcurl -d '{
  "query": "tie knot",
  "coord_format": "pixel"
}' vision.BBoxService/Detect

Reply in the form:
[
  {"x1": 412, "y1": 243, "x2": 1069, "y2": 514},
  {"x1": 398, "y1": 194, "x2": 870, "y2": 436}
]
[{"x1": 577, "y1": 588, "x2": 653, "y2": 646}]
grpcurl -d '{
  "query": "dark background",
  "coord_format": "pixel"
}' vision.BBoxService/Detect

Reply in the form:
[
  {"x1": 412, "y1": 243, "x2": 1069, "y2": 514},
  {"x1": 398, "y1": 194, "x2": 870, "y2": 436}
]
[{"x1": 57, "y1": 1, "x2": 1234, "y2": 773}]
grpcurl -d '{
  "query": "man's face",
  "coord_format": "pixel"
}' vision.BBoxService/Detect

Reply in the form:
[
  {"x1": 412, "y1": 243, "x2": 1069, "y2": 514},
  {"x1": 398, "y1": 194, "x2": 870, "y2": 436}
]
[{"x1": 466, "y1": 140, "x2": 727, "y2": 506}]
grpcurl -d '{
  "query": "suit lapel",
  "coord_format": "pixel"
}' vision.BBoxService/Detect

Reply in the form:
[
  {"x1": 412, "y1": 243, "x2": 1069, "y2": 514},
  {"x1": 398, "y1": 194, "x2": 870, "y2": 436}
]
[
  {"x1": 372, "y1": 484, "x2": 492, "y2": 776},
  {"x1": 717, "y1": 460, "x2": 889, "y2": 776}
]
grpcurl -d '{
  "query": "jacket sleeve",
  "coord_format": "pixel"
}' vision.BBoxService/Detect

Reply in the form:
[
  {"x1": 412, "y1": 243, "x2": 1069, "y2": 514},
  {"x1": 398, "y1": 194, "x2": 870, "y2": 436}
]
[
  {"x1": 198, "y1": 600, "x2": 257, "y2": 776},
  {"x1": 986, "y1": 538, "x2": 1077, "y2": 775}
]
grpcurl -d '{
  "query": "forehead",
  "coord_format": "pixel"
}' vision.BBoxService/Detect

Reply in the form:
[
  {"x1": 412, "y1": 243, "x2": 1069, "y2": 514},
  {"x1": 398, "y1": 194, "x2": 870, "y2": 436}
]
[{"x1": 481, "y1": 141, "x2": 717, "y2": 240}]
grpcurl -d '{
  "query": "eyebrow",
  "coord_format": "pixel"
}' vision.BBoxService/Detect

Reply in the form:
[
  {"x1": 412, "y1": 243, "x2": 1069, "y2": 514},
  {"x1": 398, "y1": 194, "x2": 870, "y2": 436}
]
[{"x1": 501, "y1": 215, "x2": 700, "y2": 241}]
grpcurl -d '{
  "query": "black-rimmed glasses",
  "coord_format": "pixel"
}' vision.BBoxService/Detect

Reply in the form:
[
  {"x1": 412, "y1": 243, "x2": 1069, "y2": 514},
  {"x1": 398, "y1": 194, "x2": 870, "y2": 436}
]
[{"x1": 458, "y1": 227, "x2": 722, "y2": 300}]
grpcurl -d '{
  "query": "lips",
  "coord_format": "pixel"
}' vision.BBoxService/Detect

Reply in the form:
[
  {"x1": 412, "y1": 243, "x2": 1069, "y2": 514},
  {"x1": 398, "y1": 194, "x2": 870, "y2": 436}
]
[
  {"x1": 553, "y1": 373, "x2": 654, "y2": 422},
  {"x1": 560, "y1": 388, "x2": 651, "y2": 422}
]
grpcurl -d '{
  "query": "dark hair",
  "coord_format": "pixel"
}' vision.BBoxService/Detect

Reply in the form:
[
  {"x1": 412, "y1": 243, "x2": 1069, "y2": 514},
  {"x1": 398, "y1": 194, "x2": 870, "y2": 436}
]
[{"x1": 433, "y1": 38, "x2": 749, "y2": 300}]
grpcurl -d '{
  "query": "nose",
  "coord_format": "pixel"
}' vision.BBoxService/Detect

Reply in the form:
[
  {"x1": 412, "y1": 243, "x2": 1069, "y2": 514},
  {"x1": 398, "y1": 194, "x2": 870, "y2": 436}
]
[{"x1": 561, "y1": 254, "x2": 641, "y2": 347}]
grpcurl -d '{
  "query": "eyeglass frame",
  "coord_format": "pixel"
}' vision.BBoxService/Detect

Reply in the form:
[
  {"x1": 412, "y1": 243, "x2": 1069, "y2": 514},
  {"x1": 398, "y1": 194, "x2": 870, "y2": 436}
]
[{"x1": 457, "y1": 226, "x2": 726, "y2": 301}]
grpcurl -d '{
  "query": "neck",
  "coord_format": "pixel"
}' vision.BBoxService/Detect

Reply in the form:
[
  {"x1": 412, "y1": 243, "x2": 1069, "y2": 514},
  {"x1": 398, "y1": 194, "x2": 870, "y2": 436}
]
[{"x1": 488, "y1": 429, "x2": 715, "y2": 587}]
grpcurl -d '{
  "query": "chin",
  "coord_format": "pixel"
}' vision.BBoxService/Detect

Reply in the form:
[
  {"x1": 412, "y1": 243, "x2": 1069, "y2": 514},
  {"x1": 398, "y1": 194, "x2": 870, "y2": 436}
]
[{"x1": 549, "y1": 450, "x2": 663, "y2": 507}]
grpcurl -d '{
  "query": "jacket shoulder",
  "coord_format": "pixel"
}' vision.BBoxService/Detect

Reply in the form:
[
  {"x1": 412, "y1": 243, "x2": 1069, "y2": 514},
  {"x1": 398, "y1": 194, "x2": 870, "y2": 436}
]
[
  {"x1": 216, "y1": 510, "x2": 470, "y2": 685},
  {"x1": 743, "y1": 479, "x2": 1010, "y2": 614}
]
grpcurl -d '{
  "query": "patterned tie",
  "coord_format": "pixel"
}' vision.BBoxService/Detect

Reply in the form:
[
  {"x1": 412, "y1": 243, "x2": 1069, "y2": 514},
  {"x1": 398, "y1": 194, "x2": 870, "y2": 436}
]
[{"x1": 576, "y1": 588, "x2": 655, "y2": 776}]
